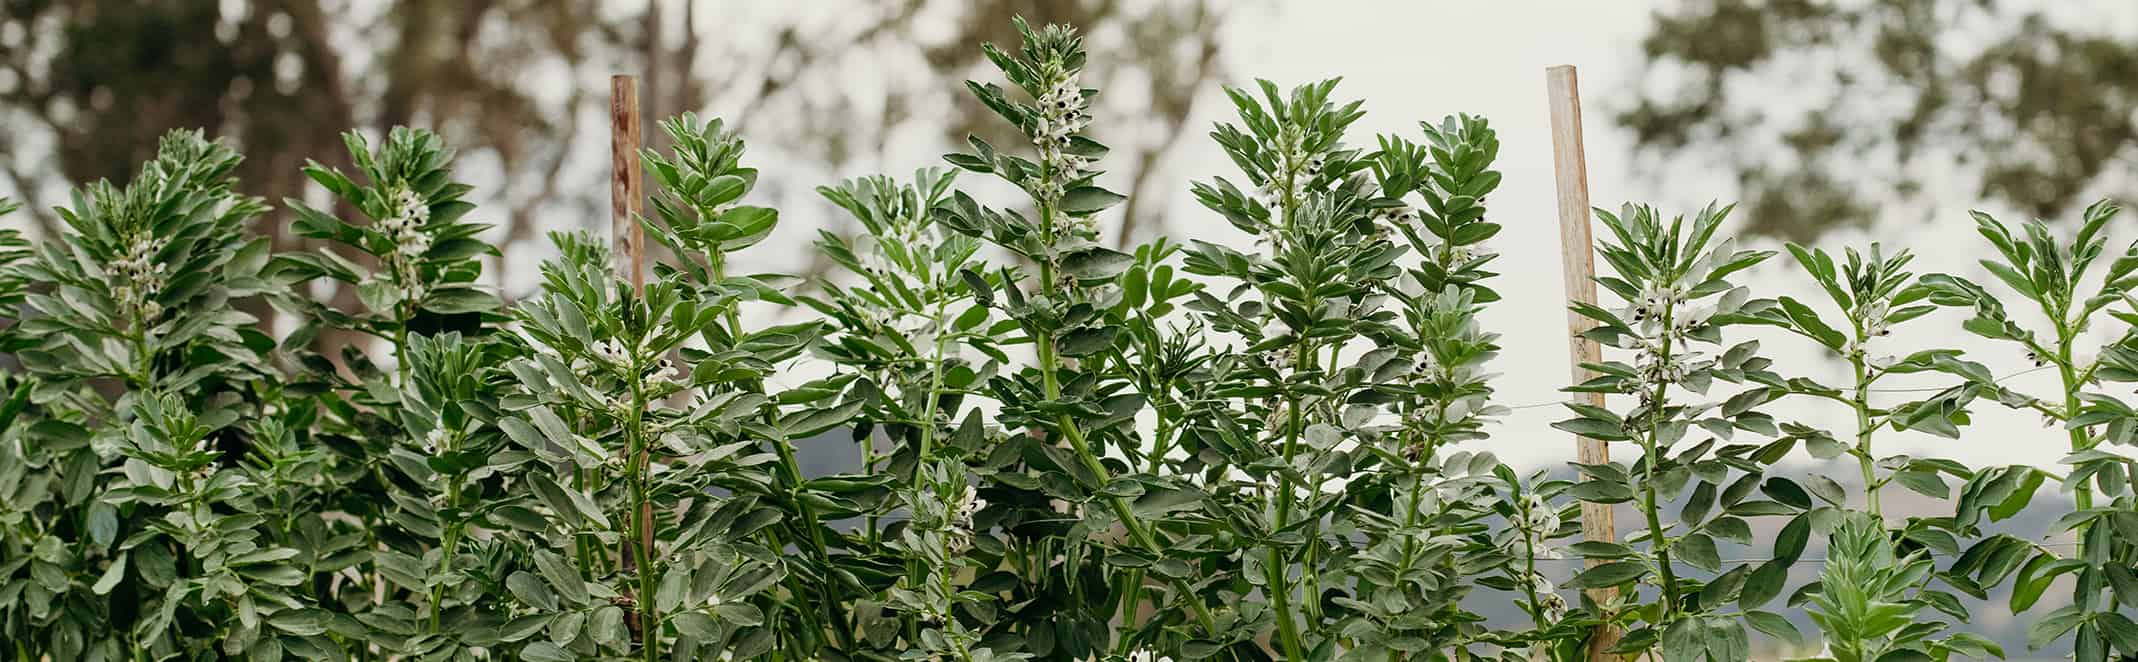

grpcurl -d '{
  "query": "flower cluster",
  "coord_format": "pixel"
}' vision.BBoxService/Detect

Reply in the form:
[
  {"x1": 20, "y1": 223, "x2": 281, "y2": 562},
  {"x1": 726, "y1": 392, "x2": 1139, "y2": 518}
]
[
  {"x1": 421, "y1": 427, "x2": 449, "y2": 454},
  {"x1": 379, "y1": 187, "x2": 432, "y2": 258},
  {"x1": 1432, "y1": 241, "x2": 1479, "y2": 268},
  {"x1": 1033, "y1": 73, "x2": 1091, "y2": 200},
  {"x1": 944, "y1": 483, "x2": 985, "y2": 554},
  {"x1": 1514, "y1": 493, "x2": 1562, "y2": 560},
  {"x1": 1628, "y1": 282, "x2": 1687, "y2": 327},
  {"x1": 1844, "y1": 297, "x2": 1895, "y2": 357},
  {"x1": 1531, "y1": 574, "x2": 1568, "y2": 624},
  {"x1": 368, "y1": 186, "x2": 434, "y2": 303},
  {"x1": 1633, "y1": 339, "x2": 1697, "y2": 387},
  {"x1": 110, "y1": 236, "x2": 169, "y2": 322},
  {"x1": 1859, "y1": 298, "x2": 1892, "y2": 337},
  {"x1": 1371, "y1": 204, "x2": 1419, "y2": 230},
  {"x1": 591, "y1": 338, "x2": 629, "y2": 367},
  {"x1": 1250, "y1": 126, "x2": 1330, "y2": 215}
]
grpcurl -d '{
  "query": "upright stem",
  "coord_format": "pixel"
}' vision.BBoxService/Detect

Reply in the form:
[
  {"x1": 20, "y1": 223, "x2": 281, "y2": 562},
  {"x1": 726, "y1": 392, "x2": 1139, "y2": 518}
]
[
  {"x1": 1266, "y1": 392, "x2": 1308, "y2": 661},
  {"x1": 710, "y1": 250, "x2": 852, "y2": 651},
  {"x1": 1391, "y1": 402, "x2": 1449, "y2": 662},
  {"x1": 626, "y1": 373, "x2": 660, "y2": 662},
  {"x1": 1114, "y1": 392, "x2": 1176, "y2": 651},
  {"x1": 908, "y1": 302, "x2": 952, "y2": 593},
  {"x1": 1032, "y1": 203, "x2": 1218, "y2": 636},
  {"x1": 1850, "y1": 355, "x2": 1881, "y2": 517},
  {"x1": 1262, "y1": 157, "x2": 1309, "y2": 660},
  {"x1": 2056, "y1": 333, "x2": 2094, "y2": 509},
  {"x1": 428, "y1": 471, "x2": 464, "y2": 631},
  {"x1": 1638, "y1": 304, "x2": 1683, "y2": 617},
  {"x1": 2055, "y1": 329, "x2": 2102, "y2": 626}
]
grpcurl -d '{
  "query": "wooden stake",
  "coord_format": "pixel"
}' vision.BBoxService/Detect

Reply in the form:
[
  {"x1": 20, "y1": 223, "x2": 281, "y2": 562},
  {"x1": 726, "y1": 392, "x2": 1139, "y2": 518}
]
[
  {"x1": 612, "y1": 75, "x2": 647, "y2": 294},
  {"x1": 1547, "y1": 64, "x2": 1623, "y2": 660},
  {"x1": 610, "y1": 73, "x2": 655, "y2": 641}
]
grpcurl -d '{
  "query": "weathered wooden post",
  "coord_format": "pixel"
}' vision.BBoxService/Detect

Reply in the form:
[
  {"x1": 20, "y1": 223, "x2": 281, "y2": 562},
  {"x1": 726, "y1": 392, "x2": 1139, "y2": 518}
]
[{"x1": 1546, "y1": 64, "x2": 1623, "y2": 661}]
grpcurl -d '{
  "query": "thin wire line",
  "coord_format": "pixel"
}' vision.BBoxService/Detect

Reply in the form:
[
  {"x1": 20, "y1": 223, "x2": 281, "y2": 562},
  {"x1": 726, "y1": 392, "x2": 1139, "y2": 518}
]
[
  {"x1": 1494, "y1": 365, "x2": 2058, "y2": 412},
  {"x1": 1526, "y1": 541, "x2": 2083, "y2": 565}
]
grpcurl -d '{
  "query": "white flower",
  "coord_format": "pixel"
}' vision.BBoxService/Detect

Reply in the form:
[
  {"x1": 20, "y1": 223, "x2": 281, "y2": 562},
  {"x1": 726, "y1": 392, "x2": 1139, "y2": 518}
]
[
  {"x1": 1860, "y1": 298, "x2": 1892, "y2": 337},
  {"x1": 1533, "y1": 574, "x2": 1568, "y2": 624},
  {"x1": 1031, "y1": 72, "x2": 1093, "y2": 199},
  {"x1": 396, "y1": 231, "x2": 431, "y2": 257},
  {"x1": 395, "y1": 188, "x2": 430, "y2": 224},
  {"x1": 377, "y1": 187, "x2": 434, "y2": 259},
  {"x1": 592, "y1": 338, "x2": 629, "y2": 365}
]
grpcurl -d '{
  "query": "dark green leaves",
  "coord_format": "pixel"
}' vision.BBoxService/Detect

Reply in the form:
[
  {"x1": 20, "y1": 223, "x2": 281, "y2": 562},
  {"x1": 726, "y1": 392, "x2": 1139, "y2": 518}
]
[
  {"x1": 1565, "y1": 561, "x2": 1649, "y2": 589},
  {"x1": 1061, "y1": 247, "x2": 1134, "y2": 281},
  {"x1": 1059, "y1": 186, "x2": 1125, "y2": 215}
]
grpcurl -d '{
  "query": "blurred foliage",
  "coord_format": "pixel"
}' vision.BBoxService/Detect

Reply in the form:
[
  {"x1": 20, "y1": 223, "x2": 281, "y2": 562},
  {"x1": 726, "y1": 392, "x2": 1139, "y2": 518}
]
[
  {"x1": 0, "y1": 0, "x2": 1225, "y2": 273},
  {"x1": 1621, "y1": 0, "x2": 2138, "y2": 242}
]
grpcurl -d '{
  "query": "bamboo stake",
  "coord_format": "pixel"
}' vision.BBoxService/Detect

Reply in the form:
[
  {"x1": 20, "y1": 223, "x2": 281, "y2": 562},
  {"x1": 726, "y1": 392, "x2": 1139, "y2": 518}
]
[
  {"x1": 612, "y1": 75, "x2": 647, "y2": 294},
  {"x1": 610, "y1": 73, "x2": 656, "y2": 645},
  {"x1": 1546, "y1": 64, "x2": 1623, "y2": 660}
]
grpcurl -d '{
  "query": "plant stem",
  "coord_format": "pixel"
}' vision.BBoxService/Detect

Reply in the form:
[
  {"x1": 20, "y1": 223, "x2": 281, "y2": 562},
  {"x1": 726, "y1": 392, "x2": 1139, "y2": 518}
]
[
  {"x1": 1261, "y1": 154, "x2": 1310, "y2": 660},
  {"x1": 1850, "y1": 354, "x2": 1881, "y2": 517},
  {"x1": 2055, "y1": 328, "x2": 2105, "y2": 629},
  {"x1": 1029, "y1": 209, "x2": 1218, "y2": 636},
  {"x1": 428, "y1": 471, "x2": 464, "y2": 632},
  {"x1": 1035, "y1": 327, "x2": 1216, "y2": 631},
  {"x1": 1265, "y1": 371, "x2": 1309, "y2": 660},
  {"x1": 1639, "y1": 303, "x2": 1683, "y2": 618},
  {"x1": 626, "y1": 370, "x2": 660, "y2": 661},
  {"x1": 2056, "y1": 333, "x2": 2094, "y2": 509},
  {"x1": 709, "y1": 249, "x2": 854, "y2": 652},
  {"x1": 908, "y1": 302, "x2": 953, "y2": 595},
  {"x1": 1114, "y1": 395, "x2": 1176, "y2": 651}
]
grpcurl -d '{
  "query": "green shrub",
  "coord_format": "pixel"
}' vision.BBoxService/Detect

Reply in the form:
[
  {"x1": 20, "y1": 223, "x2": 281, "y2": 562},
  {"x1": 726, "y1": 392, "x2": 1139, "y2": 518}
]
[{"x1": 2, "y1": 17, "x2": 2136, "y2": 662}]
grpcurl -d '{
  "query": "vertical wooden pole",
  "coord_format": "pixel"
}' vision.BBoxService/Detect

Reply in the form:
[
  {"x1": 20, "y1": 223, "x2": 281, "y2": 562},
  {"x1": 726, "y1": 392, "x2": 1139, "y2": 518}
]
[
  {"x1": 610, "y1": 73, "x2": 653, "y2": 642},
  {"x1": 1547, "y1": 64, "x2": 1622, "y2": 660},
  {"x1": 612, "y1": 75, "x2": 647, "y2": 294}
]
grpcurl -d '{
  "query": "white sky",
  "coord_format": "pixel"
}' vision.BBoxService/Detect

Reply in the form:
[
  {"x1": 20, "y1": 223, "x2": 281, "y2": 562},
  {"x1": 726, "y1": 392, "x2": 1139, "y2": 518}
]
[{"x1": 1187, "y1": 1, "x2": 2138, "y2": 475}]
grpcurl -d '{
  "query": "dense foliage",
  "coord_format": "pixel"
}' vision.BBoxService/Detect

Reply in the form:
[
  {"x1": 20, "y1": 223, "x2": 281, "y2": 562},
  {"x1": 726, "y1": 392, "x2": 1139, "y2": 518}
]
[{"x1": 3, "y1": 17, "x2": 2136, "y2": 662}]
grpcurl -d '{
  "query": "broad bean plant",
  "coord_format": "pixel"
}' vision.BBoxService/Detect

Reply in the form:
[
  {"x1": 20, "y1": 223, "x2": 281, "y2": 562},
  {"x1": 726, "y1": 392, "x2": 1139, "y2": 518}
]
[{"x1": 2, "y1": 17, "x2": 2135, "y2": 662}]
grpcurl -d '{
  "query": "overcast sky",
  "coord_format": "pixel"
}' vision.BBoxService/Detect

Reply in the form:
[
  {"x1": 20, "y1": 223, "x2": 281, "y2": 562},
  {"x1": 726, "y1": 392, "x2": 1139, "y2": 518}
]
[{"x1": 1180, "y1": 1, "x2": 2138, "y2": 477}]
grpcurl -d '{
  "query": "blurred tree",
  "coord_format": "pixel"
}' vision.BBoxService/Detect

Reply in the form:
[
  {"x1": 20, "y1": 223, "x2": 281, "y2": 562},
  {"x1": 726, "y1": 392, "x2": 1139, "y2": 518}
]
[
  {"x1": 1619, "y1": 0, "x2": 2138, "y2": 242},
  {"x1": 0, "y1": 0, "x2": 1226, "y2": 295}
]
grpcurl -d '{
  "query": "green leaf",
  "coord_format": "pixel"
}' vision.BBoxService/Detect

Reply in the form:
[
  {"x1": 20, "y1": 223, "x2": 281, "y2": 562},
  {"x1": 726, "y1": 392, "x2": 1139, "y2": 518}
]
[
  {"x1": 590, "y1": 605, "x2": 626, "y2": 648},
  {"x1": 1565, "y1": 479, "x2": 1634, "y2": 504},
  {"x1": 1056, "y1": 326, "x2": 1118, "y2": 356},
  {"x1": 1777, "y1": 296, "x2": 1846, "y2": 349},
  {"x1": 521, "y1": 642, "x2": 576, "y2": 662},
  {"x1": 507, "y1": 571, "x2": 558, "y2": 611},
  {"x1": 1061, "y1": 247, "x2": 1135, "y2": 280},
  {"x1": 1553, "y1": 416, "x2": 1629, "y2": 441},
  {"x1": 2029, "y1": 605, "x2": 2086, "y2": 650},
  {"x1": 422, "y1": 286, "x2": 502, "y2": 315},
  {"x1": 1132, "y1": 486, "x2": 1204, "y2": 518},
  {"x1": 1564, "y1": 561, "x2": 1649, "y2": 589},
  {"x1": 1744, "y1": 610, "x2": 1801, "y2": 646},
  {"x1": 266, "y1": 609, "x2": 331, "y2": 636},
  {"x1": 1059, "y1": 186, "x2": 1126, "y2": 215},
  {"x1": 91, "y1": 554, "x2": 127, "y2": 595},
  {"x1": 1740, "y1": 560, "x2": 1789, "y2": 609}
]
